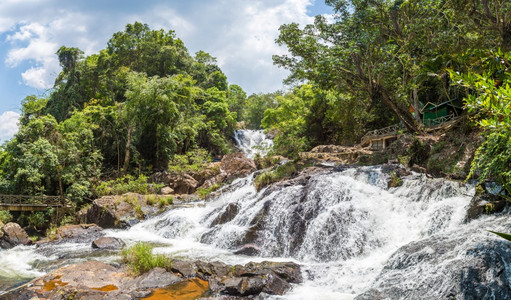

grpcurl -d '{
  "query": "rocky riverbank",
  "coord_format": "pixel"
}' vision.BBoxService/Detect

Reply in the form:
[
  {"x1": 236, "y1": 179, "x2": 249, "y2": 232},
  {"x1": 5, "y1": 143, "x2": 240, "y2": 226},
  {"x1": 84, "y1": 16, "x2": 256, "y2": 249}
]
[{"x1": 5, "y1": 259, "x2": 301, "y2": 299}]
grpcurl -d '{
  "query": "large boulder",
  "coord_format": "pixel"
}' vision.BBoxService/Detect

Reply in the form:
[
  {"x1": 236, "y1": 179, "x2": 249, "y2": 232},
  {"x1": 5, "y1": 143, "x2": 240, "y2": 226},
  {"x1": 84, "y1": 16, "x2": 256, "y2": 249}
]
[
  {"x1": 37, "y1": 224, "x2": 104, "y2": 245},
  {"x1": 1, "y1": 222, "x2": 32, "y2": 249},
  {"x1": 91, "y1": 237, "x2": 125, "y2": 250},
  {"x1": 355, "y1": 218, "x2": 511, "y2": 300},
  {"x1": 150, "y1": 172, "x2": 199, "y2": 194},
  {"x1": 465, "y1": 192, "x2": 507, "y2": 221},
  {"x1": 219, "y1": 153, "x2": 257, "y2": 181},
  {"x1": 85, "y1": 193, "x2": 159, "y2": 228}
]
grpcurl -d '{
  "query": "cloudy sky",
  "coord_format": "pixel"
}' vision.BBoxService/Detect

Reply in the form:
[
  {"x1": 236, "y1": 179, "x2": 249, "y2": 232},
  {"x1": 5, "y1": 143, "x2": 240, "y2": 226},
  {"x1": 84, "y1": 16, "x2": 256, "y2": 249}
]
[{"x1": 0, "y1": 0, "x2": 332, "y2": 142}]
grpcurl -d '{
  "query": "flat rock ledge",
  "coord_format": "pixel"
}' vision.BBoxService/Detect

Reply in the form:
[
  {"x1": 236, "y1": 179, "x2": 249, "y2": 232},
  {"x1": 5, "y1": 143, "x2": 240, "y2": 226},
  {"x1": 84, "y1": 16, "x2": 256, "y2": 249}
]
[{"x1": 6, "y1": 259, "x2": 302, "y2": 299}]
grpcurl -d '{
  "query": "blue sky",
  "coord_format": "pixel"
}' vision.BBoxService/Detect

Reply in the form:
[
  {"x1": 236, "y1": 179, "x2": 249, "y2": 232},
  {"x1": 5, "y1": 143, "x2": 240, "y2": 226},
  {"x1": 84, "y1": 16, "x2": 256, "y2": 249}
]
[{"x1": 0, "y1": 0, "x2": 332, "y2": 142}]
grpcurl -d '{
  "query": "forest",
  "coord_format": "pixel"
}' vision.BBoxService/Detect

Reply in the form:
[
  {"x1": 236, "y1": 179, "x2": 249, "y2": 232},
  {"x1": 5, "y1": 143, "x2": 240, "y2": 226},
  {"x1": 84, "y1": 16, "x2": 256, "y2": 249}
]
[{"x1": 0, "y1": 0, "x2": 510, "y2": 214}]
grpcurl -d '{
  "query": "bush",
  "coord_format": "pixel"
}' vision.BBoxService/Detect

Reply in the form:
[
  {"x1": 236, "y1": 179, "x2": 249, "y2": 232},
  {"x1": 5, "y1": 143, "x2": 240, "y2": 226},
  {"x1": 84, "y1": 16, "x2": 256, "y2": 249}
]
[
  {"x1": 27, "y1": 212, "x2": 47, "y2": 229},
  {"x1": 196, "y1": 184, "x2": 222, "y2": 199},
  {"x1": 0, "y1": 210, "x2": 13, "y2": 223},
  {"x1": 94, "y1": 174, "x2": 163, "y2": 197},
  {"x1": 254, "y1": 161, "x2": 306, "y2": 190},
  {"x1": 121, "y1": 242, "x2": 173, "y2": 275}
]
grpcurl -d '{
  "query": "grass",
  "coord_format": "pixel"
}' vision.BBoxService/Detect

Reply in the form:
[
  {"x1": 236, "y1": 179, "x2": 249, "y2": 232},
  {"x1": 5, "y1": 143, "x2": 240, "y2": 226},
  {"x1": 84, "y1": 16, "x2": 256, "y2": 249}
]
[
  {"x1": 196, "y1": 184, "x2": 222, "y2": 199},
  {"x1": 158, "y1": 196, "x2": 174, "y2": 209},
  {"x1": 121, "y1": 242, "x2": 173, "y2": 275}
]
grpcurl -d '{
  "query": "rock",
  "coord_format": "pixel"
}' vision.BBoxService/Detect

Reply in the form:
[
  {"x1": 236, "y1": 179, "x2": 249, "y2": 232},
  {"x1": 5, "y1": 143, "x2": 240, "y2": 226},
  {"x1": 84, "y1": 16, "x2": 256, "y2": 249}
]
[
  {"x1": 85, "y1": 193, "x2": 158, "y2": 229},
  {"x1": 211, "y1": 203, "x2": 240, "y2": 226},
  {"x1": 465, "y1": 192, "x2": 507, "y2": 222},
  {"x1": 172, "y1": 173, "x2": 199, "y2": 194},
  {"x1": 219, "y1": 153, "x2": 256, "y2": 181},
  {"x1": 160, "y1": 186, "x2": 174, "y2": 195},
  {"x1": 233, "y1": 244, "x2": 261, "y2": 256},
  {"x1": 355, "y1": 219, "x2": 511, "y2": 300},
  {"x1": 171, "y1": 259, "x2": 199, "y2": 278},
  {"x1": 128, "y1": 267, "x2": 183, "y2": 290},
  {"x1": 37, "y1": 224, "x2": 104, "y2": 246},
  {"x1": 91, "y1": 237, "x2": 126, "y2": 250},
  {"x1": 7, "y1": 259, "x2": 301, "y2": 299},
  {"x1": 1, "y1": 222, "x2": 32, "y2": 249}
]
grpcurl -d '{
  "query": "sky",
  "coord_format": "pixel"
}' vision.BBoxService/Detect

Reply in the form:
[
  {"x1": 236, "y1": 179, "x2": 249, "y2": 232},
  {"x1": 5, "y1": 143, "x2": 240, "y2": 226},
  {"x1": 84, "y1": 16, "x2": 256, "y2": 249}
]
[{"x1": 0, "y1": 0, "x2": 332, "y2": 143}]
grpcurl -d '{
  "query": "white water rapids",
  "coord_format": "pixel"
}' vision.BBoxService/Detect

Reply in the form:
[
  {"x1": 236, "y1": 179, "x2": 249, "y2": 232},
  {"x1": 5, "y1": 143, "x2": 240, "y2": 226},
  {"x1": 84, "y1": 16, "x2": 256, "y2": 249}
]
[{"x1": 1, "y1": 130, "x2": 509, "y2": 298}]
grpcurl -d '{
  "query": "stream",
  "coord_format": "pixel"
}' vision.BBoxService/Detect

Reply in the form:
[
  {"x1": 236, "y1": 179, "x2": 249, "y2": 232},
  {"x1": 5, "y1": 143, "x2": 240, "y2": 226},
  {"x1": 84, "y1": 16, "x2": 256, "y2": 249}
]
[{"x1": 2, "y1": 130, "x2": 511, "y2": 299}]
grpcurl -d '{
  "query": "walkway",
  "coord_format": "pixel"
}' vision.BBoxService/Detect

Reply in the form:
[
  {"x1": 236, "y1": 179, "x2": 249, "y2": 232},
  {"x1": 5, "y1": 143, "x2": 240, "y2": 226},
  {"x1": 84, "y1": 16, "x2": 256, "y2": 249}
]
[{"x1": 0, "y1": 194, "x2": 70, "y2": 212}]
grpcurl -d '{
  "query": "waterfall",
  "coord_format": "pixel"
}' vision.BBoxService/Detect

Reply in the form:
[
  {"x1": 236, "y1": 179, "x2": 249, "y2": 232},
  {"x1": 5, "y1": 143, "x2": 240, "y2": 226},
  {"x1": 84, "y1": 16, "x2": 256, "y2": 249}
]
[
  {"x1": 2, "y1": 166, "x2": 510, "y2": 299},
  {"x1": 233, "y1": 129, "x2": 273, "y2": 159}
]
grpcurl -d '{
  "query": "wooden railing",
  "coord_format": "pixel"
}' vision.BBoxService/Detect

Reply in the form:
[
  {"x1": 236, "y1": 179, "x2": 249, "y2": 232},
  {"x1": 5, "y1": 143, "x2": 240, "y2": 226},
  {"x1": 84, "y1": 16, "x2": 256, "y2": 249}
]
[
  {"x1": 361, "y1": 123, "x2": 403, "y2": 143},
  {"x1": 423, "y1": 113, "x2": 459, "y2": 127},
  {"x1": 0, "y1": 194, "x2": 69, "y2": 207}
]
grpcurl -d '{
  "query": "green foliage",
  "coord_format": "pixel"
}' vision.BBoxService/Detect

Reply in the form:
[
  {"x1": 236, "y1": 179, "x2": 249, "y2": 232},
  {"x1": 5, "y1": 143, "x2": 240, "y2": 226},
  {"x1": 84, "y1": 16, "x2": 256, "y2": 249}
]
[
  {"x1": 94, "y1": 175, "x2": 162, "y2": 197},
  {"x1": 0, "y1": 211, "x2": 13, "y2": 224},
  {"x1": 254, "y1": 161, "x2": 307, "y2": 191},
  {"x1": 159, "y1": 196, "x2": 174, "y2": 208},
  {"x1": 196, "y1": 184, "x2": 222, "y2": 199},
  {"x1": 121, "y1": 242, "x2": 173, "y2": 275},
  {"x1": 451, "y1": 50, "x2": 511, "y2": 194},
  {"x1": 168, "y1": 148, "x2": 212, "y2": 173},
  {"x1": 27, "y1": 212, "x2": 47, "y2": 230},
  {"x1": 489, "y1": 231, "x2": 511, "y2": 242}
]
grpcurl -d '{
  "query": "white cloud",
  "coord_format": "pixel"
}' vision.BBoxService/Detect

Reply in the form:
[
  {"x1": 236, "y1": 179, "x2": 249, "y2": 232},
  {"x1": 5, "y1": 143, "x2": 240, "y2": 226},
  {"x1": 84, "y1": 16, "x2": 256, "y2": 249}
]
[
  {"x1": 0, "y1": 111, "x2": 20, "y2": 142},
  {"x1": 0, "y1": 0, "x2": 319, "y2": 95}
]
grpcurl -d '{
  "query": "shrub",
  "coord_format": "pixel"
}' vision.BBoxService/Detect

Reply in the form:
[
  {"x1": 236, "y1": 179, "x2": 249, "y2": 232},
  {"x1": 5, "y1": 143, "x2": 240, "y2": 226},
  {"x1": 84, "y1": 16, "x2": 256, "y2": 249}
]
[
  {"x1": 121, "y1": 242, "x2": 173, "y2": 275},
  {"x1": 27, "y1": 212, "x2": 47, "y2": 229},
  {"x1": 254, "y1": 160, "x2": 305, "y2": 190},
  {"x1": 0, "y1": 210, "x2": 13, "y2": 223},
  {"x1": 196, "y1": 184, "x2": 222, "y2": 199},
  {"x1": 94, "y1": 174, "x2": 163, "y2": 197}
]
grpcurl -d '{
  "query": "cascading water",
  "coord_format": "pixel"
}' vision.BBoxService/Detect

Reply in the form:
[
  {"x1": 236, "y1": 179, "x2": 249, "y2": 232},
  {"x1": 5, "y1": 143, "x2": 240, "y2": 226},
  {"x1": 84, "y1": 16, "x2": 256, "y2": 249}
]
[
  {"x1": 1, "y1": 131, "x2": 510, "y2": 298},
  {"x1": 233, "y1": 129, "x2": 273, "y2": 159}
]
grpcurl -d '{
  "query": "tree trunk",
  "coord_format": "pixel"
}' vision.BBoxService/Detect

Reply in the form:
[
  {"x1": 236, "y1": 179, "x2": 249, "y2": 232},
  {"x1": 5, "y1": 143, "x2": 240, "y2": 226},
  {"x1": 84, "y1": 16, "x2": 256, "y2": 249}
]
[
  {"x1": 378, "y1": 85, "x2": 424, "y2": 134},
  {"x1": 122, "y1": 126, "x2": 132, "y2": 176}
]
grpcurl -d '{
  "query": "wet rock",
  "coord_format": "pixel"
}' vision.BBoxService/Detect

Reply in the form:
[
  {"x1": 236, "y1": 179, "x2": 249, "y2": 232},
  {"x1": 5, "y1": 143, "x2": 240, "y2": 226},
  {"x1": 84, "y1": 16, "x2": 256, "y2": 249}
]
[
  {"x1": 128, "y1": 267, "x2": 183, "y2": 290},
  {"x1": 91, "y1": 237, "x2": 126, "y2": 250},
  {"x1": 355, "y1": 229, "x2": 511, "y2": 300},
  {"x1": 0, "y1": 222, "x2": 32, "y2": 249},
  {"x1": 233, "y1": 244, "x2": 261, "y2": 256},
  {"x1": 38, "y1": 224, "x2": 104, "y2": 245},
  {"x1": 465, "y1": 192, "x2": 507, "y2": 222},
  {"x1": 171, "y1": 259, "x2": 199, "y2": 278},
  {"x1": 8, "y1": 259, "x2": 301, "y2": 299},
  {"x1": 211, "y1": 203, "x2": 240, "y2": 226}
]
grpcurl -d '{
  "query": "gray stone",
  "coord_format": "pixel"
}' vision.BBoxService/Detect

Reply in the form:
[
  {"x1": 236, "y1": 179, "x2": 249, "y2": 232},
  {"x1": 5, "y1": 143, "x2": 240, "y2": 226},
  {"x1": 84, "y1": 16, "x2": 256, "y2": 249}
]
[
  {"x1": 1, "y1": 222, "x2": 32, "y2": 249},
  {"x1": 91, "y1": 237, "x2": 125, "y2": 250}
]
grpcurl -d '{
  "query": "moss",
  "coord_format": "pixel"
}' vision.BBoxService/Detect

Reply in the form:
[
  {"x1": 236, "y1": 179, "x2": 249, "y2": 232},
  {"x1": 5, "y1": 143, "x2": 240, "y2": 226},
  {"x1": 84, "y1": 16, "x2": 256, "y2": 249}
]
[{"x1": 388, "y1": 171, "x2": 403, "y2": 188}]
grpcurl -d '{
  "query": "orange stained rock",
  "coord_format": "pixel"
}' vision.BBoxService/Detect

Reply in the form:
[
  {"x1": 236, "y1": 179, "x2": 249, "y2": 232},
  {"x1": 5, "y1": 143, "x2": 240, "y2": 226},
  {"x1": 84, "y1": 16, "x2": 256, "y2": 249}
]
[
  {"x1": 92, "y1": 284, "x2": 119, "y2": 292},
  {"x1": 42, "y1": 276, "x2": 68, "y2": 292},
  {"x1": 143, "y1": 278, "x2": 210, "y2": 300}
]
